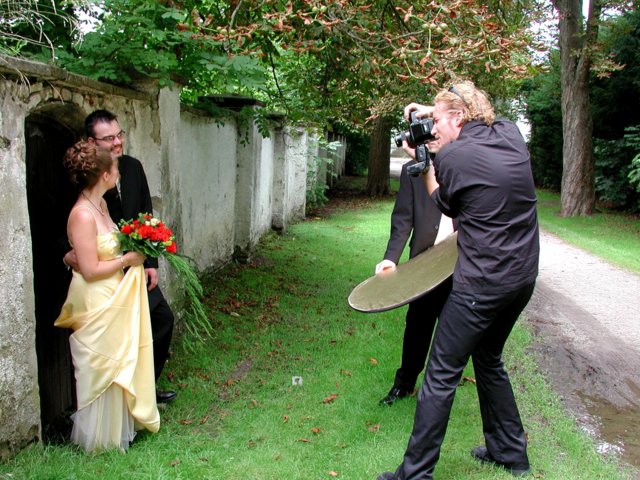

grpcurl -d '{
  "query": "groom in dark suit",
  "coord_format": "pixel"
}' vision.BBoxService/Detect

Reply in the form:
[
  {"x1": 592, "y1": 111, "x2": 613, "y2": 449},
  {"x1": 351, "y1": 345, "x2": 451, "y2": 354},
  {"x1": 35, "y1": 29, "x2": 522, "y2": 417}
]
[
  {"x1": 85, "y1": 109, "x2": 177, "y2": 404},
  {"x1": 375, "y1": 142, "x2": 452, "y2": 406}
]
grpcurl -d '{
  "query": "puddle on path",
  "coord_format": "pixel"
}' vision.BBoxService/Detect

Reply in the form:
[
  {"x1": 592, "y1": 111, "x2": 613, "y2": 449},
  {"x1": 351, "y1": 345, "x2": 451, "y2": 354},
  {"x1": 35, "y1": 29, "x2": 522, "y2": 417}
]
[{"x1": 578, "y1": 394, "x2": 640, "y2": 471}]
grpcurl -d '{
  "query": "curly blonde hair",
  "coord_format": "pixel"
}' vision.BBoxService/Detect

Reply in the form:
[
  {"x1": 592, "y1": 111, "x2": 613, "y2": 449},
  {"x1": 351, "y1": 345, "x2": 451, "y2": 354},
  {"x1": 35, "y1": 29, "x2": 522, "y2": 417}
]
[
  {"x1": 434, "y1": 80, "x2": 495, "y2": 125},
  {"x1": 63, "y1": 141, "x2": 114, "y2": 189}
]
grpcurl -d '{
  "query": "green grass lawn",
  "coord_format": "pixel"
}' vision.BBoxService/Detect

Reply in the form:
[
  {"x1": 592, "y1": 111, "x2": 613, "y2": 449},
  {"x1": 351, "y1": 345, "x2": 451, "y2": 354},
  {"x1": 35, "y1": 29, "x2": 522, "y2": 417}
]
[{"x1": 1, "y1": 179, "x2": 637, "y2": 479}]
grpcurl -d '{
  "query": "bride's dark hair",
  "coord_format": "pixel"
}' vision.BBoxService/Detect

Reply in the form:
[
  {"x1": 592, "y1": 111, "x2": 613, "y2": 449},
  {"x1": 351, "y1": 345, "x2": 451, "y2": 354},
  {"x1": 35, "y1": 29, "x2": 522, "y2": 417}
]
[{"x1": 63, "y1": 141, "x2": 113, "y2": 189}]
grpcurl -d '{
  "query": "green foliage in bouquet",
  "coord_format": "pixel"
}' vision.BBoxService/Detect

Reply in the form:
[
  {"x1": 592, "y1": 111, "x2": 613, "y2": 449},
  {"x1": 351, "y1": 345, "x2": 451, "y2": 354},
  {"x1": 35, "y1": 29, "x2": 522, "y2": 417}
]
[{"x1": 118, "y1": 213, "x2": 212, "y2": 344}]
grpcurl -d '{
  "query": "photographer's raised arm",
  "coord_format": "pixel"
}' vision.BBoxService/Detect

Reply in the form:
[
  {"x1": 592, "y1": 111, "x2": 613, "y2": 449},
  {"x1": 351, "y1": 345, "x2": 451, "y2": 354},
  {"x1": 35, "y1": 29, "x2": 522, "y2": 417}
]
[
  {"x1": 403, "y1": 103, "x2": 434, "y2": 121},
  {"x1": 422, "y1": 165, "x2": 439, "y2": 196}
]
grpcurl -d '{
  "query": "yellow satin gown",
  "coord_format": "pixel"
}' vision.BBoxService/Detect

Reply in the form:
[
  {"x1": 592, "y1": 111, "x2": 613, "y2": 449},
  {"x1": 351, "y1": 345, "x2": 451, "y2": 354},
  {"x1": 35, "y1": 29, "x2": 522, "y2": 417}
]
[{"x1": 55, "y1": 230, "x2": 160, "y2": 453}]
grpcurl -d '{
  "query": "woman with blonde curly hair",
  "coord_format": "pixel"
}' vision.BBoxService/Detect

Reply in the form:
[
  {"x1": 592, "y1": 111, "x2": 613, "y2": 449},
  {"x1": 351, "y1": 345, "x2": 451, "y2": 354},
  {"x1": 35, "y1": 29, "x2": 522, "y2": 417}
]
[{"x1": 55, "y1": 140, "x2": 159, "y2": 453}]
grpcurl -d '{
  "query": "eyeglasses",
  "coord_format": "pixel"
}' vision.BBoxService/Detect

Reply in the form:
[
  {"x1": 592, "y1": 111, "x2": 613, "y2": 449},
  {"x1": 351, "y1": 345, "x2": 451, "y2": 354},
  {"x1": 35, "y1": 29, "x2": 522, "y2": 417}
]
[{"x1": 93, "y1": 130, "x2": 126, "y2": 143}]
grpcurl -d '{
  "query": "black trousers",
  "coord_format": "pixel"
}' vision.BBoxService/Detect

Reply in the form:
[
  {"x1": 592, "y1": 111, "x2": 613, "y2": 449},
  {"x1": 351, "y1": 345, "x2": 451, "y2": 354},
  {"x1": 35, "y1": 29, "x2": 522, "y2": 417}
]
[
  {"x1": 148, "y1": 286, "x2": 175, "y2": 381},
  {"x1": 393, "y1": 277, "x2": 452, "y2": 392},
  {"x1": 394, "y1": 282, "x2": 536, "y2": 480}
]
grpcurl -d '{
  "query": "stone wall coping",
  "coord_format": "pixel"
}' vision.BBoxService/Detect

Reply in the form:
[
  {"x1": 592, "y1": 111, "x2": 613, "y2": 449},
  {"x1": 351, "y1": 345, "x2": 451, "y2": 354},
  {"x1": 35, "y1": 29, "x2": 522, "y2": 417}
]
[{"x1": 0, "y1": 54, "x2": 151, "y2": 101}]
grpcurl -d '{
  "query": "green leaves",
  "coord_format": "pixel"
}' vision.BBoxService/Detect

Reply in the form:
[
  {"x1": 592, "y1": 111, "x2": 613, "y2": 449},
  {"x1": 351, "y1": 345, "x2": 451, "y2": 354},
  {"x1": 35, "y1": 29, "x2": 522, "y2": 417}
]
[
  {"x1": 0, "y1": 0, "x2": 80, "y2": 57},
  {"x1": 10, "y1": 0, "x2": 541, "y2": 138}
]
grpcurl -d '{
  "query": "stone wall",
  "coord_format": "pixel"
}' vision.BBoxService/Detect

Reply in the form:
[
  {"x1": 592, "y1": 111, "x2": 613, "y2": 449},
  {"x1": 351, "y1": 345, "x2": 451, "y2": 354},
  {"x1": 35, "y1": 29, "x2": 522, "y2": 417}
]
[{"x1": 0, "y1": 78, "x2": 40, "y2": 458}]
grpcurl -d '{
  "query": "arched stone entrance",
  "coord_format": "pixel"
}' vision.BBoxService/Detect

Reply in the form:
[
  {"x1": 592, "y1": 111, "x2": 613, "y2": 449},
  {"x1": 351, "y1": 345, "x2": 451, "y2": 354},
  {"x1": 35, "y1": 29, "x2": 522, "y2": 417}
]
[{"x1": 25, "y1": 103, "x2": 84, "y2": 440}]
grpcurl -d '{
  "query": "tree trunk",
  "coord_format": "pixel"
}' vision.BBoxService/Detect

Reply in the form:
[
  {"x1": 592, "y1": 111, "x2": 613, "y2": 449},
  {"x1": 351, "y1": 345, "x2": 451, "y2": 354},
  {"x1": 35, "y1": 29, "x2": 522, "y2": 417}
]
[
  {"x1": 554, "y1": 0, "x2": 598, "y2": 216},
  {"x1": 366, "y1": 115, "x2": 393, "y2": 196}
]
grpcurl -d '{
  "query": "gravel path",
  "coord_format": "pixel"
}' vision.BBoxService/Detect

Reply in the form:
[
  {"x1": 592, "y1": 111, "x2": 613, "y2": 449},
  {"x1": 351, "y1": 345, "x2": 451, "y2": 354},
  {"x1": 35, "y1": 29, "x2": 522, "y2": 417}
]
[{"x1": 531, "y1": 231, "x2": 640, "y2": 352}]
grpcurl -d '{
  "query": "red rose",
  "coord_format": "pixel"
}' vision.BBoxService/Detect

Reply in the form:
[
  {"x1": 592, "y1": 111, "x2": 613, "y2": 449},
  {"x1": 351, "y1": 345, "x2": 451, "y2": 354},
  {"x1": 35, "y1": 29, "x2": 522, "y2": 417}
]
[
  {"x1": 149, "y1": 228, "x2": 161, "y2": 242},
  {"x1": 147, "y1": 226, "x2": 168, "y2": 242},
  {"x1": 166, "y1": 241, "x2": 177, "y2": 254},
  {"x1": 159, "y1": 226, "x2": 172, "y2": 242},
  {"x1": 121, "y1": 224, "x2": 133, "y2": 235},
  {"x1": 137, "y1": 225, "x2": 154, "y2": 239}
]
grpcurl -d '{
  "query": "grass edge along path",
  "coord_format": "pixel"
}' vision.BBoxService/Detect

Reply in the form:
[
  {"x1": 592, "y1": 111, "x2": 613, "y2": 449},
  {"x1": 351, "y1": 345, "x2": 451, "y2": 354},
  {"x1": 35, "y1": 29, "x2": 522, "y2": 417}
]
[
  {"x1": 1, "y1": 183, "x2": 637, "y2": 479},
  {"x1": 536, "y1": 189, "x2": 640, "y2": 276}
]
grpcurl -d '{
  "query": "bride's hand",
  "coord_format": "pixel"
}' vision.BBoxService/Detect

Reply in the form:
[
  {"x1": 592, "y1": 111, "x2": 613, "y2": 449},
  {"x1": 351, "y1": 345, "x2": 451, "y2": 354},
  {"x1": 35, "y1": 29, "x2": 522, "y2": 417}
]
[{"x1": 123, "y1": 251, "x2": 146, "y2": 267}]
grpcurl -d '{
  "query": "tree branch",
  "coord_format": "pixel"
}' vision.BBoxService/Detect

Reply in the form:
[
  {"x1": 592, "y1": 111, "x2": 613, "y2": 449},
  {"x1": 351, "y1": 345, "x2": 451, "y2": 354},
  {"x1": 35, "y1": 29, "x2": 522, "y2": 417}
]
[{"x1": 268, "y1": 50, "x2": 289, "y2": 115}]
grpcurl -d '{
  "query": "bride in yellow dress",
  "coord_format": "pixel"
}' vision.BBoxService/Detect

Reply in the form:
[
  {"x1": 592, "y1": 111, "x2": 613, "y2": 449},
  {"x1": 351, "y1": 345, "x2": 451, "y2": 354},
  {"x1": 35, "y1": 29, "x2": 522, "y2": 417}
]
[{"x1": 55, "y1": 141, "x2": 160, "y2": 453}]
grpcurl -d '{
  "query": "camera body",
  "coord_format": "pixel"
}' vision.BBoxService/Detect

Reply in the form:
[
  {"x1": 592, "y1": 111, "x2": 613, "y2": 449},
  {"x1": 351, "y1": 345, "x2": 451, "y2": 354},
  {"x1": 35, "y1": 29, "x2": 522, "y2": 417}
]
[
  {"x1": 394, "y1": 111, "x2": 435, "y2": 148},
  {"x1": 394, "y1": 111, "x2": 435, "y2": 176}
]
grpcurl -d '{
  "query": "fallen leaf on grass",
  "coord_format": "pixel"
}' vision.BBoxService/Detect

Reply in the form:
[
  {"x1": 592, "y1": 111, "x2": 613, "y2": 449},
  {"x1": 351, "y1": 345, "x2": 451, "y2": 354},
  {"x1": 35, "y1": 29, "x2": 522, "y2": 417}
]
[
  {"x1": 199, "y1": 415, "x2": 209, "y2": 425},
  {"x1": 340, "y1": 369, "x2": 352, "y2": 377},
  {"x1": 322, "y1": 394, "x2": 339, "y2": 404},
  {"x1": 461, "y1": 376, "x2": 476, "y2": 385},
  {"x1": 179, "y1": 419, "x2": 193, "y2": 425},
  {"x1": 283, "y1": 415, "x2": 289, "y2": 423},
  {"x1": 170, "y1": 459, "x2": 180, "y2": 467},
  {"x1": 311, "y1": 427, "x2": 322, "y2": 434},
  {"x1": 328, "y1": 472, "x2": 339, "y2": 477},
  {"x1": 298, "y1": 438, "x2": 311, "y2": 443},
  {"x1": 367, "y1": 423, "x2": 381, "y2": 432},
  {"x1": 369, "y1": 358, "x2": 378, "y2": 366}
]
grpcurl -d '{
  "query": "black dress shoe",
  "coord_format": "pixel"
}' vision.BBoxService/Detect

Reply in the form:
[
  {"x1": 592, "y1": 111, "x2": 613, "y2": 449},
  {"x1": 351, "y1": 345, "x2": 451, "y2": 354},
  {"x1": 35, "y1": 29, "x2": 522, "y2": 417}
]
[
  {"x1": 379, "y1": 387, "x2": 411, "y2": 406},
  {"x1": 471, "y1": 445, "x2": 531, "y2": 477},
  {"x1": 156, "y1": 390, "x2": 177, "y2": 404},
  {"x1": 376, "y1": 472, "x2": 396, "y2": 480}
]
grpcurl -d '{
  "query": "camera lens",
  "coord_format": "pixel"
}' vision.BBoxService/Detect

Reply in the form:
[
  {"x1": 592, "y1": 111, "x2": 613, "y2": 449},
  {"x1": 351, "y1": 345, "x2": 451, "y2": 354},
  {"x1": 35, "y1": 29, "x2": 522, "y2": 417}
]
[{"x1": 394, "y1": 131, "x2": 409, "y2": 148}]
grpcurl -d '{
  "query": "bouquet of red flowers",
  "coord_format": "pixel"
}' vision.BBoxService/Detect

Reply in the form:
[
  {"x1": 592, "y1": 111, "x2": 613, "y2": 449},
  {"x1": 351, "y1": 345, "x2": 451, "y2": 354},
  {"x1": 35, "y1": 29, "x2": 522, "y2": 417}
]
[
  {"x1": 118, "y1": 213, "x2": 211, "y2": 343},
  {"x1": 119, "y1": 213, "x2": 177, "y2": 256}
]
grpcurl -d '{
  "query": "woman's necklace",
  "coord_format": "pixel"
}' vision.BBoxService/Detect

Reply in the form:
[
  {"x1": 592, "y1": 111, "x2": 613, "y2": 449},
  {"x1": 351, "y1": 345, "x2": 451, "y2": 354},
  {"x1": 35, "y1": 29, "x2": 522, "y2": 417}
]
[{"x1": 81, "y1": 191, "x2": 105, "y2": 216}]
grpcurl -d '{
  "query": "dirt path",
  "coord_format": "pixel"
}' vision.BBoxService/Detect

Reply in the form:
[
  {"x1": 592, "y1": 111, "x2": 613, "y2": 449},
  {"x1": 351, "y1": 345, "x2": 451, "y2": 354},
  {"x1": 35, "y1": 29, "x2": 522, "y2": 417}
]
[{"x1": 525, "y1": 230, "x2": 640, "y2": 473}]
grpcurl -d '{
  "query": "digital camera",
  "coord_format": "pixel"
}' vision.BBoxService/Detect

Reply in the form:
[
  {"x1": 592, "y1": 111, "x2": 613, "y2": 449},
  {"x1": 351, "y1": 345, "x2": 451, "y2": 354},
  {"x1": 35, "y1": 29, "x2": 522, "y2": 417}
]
[{"x1": 393, "y1": 111, "x2": 435, "y2": 148}]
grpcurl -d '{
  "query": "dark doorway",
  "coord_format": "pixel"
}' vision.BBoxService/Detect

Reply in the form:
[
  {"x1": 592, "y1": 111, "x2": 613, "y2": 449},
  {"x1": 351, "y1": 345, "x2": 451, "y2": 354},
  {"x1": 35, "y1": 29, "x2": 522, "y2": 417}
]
[{"x1": 25, "y1": 106, "x2": 83, "y2": 442}]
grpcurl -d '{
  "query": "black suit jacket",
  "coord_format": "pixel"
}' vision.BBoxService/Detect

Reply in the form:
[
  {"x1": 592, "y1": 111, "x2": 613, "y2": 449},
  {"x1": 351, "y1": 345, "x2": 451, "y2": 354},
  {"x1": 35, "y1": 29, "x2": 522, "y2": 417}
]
[
  {"x1": 383, "y1": 160, "x2": 443, "y2": 264},
  {"x1": 104, "y1": 155, "x2": 168, "y2": 316},
  {"x1": 104, "y1": 155, "x2": 159, "y2": 270},
  {"x1": 104, "y1": 154, "x2": 166, "y2": 310}
]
